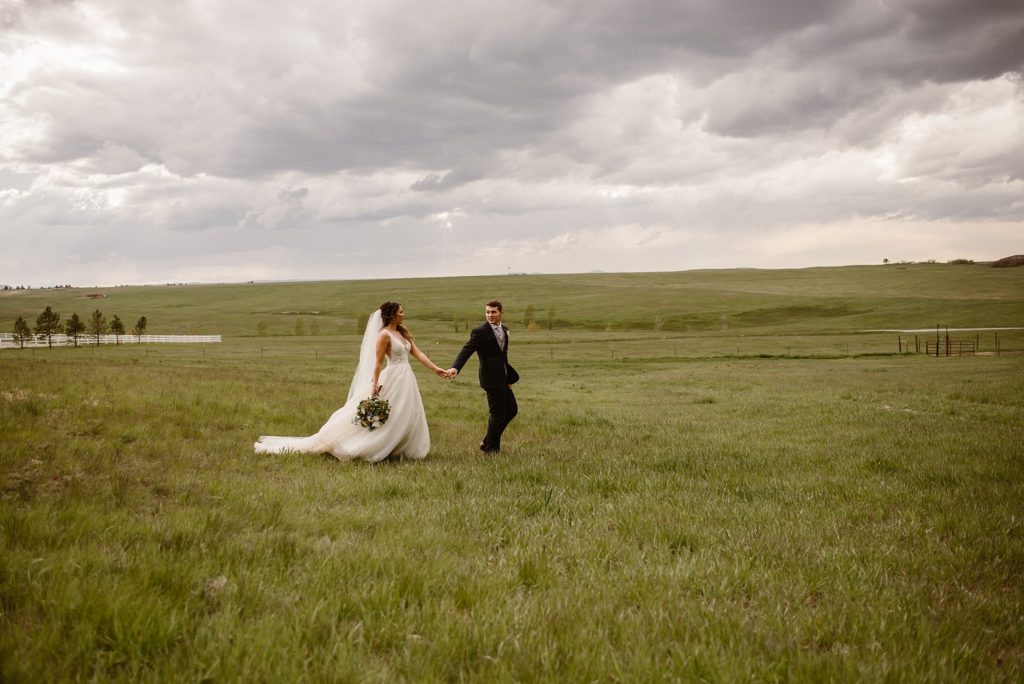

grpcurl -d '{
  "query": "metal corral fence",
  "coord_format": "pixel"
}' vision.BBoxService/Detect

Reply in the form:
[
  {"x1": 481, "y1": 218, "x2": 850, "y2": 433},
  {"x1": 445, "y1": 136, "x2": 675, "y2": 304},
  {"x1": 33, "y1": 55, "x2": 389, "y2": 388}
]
[{"x1": 0, "y1": 333, "x2": 221, "y2": 349}]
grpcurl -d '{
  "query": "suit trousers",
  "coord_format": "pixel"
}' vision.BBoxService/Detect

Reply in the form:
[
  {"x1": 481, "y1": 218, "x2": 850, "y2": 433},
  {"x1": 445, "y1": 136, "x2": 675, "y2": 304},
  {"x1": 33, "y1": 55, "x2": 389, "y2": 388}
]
[{"x1": 483, "y1": 385, "x2": 518, "y2": 451}]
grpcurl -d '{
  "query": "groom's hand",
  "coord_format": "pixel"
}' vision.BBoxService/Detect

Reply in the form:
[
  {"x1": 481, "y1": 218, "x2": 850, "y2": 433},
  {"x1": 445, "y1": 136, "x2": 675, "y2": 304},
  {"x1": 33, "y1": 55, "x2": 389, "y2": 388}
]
[{"x1": 445, "y1": 368, "x2": 458, "y2": 379}]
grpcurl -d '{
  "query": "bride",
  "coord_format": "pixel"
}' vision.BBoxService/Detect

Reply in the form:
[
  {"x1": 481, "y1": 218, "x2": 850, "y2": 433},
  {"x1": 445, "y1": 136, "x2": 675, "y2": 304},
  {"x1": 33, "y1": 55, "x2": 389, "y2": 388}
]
[{"x1": 255, "y1": 301, "x2": 450, "y2": 462}]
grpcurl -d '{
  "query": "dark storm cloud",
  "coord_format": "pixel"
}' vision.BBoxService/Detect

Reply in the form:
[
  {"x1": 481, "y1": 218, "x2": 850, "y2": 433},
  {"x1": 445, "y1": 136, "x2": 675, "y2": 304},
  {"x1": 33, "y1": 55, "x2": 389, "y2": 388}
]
[
  {"x1": 701, "y1": 1, "x2": 1024, "y2": 138},
  {"x1": 904, "y1": 0, "x2": 1024, "y2": 78},
  {"x1": 231, "y1": 0, "x2": 1023, "y2": 173},
  {"x1": 216, "y1": 0, "x2": 852, "y2": 176},
  {"x1": 789, "y1": 0, "x2": 1024, "y2": 82},
  {"x1": 7, "y1": 0, "x2": 1022, "y2": 176}
]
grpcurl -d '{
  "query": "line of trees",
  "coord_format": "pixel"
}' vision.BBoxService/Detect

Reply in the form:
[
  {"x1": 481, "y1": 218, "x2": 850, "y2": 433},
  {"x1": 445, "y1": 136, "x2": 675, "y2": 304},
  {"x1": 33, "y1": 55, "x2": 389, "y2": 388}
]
[{"x1": 11, "y1": 306, "x2": 148, "y2": 349}]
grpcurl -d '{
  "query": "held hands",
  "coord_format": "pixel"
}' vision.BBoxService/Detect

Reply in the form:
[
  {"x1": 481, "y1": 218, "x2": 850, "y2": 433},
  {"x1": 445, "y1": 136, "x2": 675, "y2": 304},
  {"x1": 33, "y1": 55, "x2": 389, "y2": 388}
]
[{"x1": 441, "y1": 368, "x2": 458, "y2": 379}]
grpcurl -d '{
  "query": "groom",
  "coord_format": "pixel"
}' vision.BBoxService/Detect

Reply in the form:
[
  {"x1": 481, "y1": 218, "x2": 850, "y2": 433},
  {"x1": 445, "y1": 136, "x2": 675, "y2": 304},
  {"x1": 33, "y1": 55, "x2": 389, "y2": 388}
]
[{"x1": 448, "y1": 300, "x2": 520, "y2": 453}]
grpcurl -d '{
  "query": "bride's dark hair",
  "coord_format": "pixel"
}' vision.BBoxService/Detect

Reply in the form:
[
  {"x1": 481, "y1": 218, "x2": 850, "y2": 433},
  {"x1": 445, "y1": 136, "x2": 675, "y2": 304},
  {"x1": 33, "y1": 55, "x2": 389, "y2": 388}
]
[{"x1": 379, "y1": 301, "x2": 413, "y2": 341}]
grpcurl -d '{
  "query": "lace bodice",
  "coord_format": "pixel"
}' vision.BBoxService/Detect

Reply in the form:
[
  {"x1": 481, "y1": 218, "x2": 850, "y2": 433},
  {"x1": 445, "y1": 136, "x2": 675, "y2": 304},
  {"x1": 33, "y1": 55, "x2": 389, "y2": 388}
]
[{"x1": 386, "y1": 330, "x2": 411, "y2": 365}]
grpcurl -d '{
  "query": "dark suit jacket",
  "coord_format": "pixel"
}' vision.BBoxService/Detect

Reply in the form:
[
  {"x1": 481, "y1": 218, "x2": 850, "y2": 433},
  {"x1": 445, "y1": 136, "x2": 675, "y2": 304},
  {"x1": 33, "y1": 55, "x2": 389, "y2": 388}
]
[{"x1": 452, "y1": 322, "x2": 520, "y2": 391}]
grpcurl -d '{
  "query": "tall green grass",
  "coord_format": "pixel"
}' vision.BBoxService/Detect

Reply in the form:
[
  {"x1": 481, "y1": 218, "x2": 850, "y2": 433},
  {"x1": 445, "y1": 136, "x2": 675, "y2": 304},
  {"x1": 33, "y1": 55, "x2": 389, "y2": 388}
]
[
  {"x1": 3, "y1": 266, "x2": 1022, "y2": 679},
  {"x1": 2, "y1": 334, "x2": 1022, "y2": 680}
]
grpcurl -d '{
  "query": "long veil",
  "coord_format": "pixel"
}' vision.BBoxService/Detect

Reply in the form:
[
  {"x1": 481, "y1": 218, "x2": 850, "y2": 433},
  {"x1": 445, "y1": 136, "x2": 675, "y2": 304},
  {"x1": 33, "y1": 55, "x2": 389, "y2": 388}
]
[
  {"x1": 255, "y1": 307, "x2": 383, "y2": 455},
  {"x1": 347, "y1": 309, "x2": 383, "y2": 403}
]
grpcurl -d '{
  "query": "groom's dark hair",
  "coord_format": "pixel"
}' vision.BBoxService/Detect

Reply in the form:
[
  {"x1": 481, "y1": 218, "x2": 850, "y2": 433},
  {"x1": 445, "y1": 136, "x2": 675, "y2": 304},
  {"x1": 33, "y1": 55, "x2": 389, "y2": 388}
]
[{"x1": 486, "y1": 300, "x2": 502, "y2": 311}]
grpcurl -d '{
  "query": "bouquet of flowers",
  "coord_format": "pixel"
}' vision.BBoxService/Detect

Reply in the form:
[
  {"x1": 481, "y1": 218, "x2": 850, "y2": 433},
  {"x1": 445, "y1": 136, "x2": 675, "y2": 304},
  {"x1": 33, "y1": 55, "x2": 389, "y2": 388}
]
[{"x1": 354, "y1": 387, "x2": 390, "y2": 431}]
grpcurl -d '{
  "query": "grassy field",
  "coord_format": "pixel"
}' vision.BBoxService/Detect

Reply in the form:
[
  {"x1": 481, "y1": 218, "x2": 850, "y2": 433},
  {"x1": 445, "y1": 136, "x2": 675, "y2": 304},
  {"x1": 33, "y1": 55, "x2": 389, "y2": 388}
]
[
  {"x1": 4, "y1": 262, "x2": 1024, "y2": 339},
  {"x1": 2, "y1": 266, "x2": 1023, "y2": 681}
]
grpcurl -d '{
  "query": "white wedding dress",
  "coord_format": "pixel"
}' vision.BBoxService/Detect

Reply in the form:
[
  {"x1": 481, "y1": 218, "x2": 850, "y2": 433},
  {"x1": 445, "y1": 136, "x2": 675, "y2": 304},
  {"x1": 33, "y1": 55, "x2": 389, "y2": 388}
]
[{"x1": 254, "y1": 312, "x2": 430, "y2": 462}]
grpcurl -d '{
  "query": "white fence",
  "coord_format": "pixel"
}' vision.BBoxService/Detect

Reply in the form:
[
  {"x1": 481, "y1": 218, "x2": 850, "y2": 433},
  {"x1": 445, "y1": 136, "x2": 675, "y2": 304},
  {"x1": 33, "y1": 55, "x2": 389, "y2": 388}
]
[{"x1": 0, "y1": 333, "x2": 221, "y2": 349}]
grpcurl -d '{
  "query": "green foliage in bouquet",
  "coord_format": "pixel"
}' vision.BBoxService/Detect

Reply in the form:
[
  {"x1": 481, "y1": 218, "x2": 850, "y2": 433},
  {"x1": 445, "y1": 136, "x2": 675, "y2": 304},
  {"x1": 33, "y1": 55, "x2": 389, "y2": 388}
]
[{"x1": 354, "y1": 390, "x2": 390, "y2": 431}]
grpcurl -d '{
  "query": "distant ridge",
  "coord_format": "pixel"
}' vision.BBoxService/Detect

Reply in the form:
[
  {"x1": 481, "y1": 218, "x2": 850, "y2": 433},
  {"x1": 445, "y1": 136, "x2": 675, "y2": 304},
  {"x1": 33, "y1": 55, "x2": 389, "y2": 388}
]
[{"x1": 992, "y1": 255, "x2": 1024, "y2": 268}]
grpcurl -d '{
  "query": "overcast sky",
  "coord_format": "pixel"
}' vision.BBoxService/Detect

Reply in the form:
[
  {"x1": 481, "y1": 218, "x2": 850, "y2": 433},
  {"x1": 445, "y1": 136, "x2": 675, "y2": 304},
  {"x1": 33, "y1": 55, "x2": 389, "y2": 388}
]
[{"x1": 2, "y1": 0, "x2": 1022, "y2": 287}]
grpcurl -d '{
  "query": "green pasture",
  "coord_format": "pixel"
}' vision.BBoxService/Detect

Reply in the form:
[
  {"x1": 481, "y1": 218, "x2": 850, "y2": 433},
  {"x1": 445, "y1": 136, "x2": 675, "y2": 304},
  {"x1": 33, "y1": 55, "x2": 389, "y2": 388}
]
[
  {"x1": 4, "y1": 262, "x2": 1024, "y2": 339},
  {"x1": 2, "y1": 265, "x2": 1023, "y2": 681}
]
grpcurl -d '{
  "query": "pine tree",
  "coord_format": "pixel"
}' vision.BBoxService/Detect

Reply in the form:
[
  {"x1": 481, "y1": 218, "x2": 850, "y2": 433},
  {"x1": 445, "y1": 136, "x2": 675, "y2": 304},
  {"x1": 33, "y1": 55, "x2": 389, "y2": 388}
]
[
  {"x1": 133, "y1": 316, "x2": 148, "y2": 342},
  {"x1": 65, "y1": 313, "x2": 86, "y2": 347},
  {"x1": 110, "y1": 315, "x2": 125, "y2": 344},
  {"x1": 13, "y1": 316, "x2": 32, "y2": 348},
  {"x1": 34, "y1": 306, "x2": 62, "y2": 348},
  {"x1": 89, "y1": 309, "x2": 108, "y2": 346}
]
